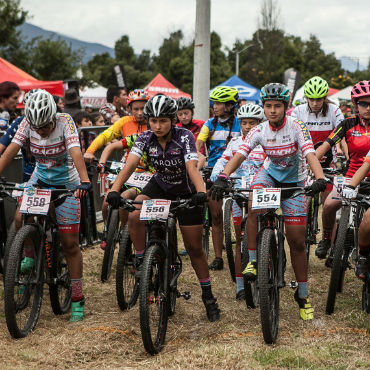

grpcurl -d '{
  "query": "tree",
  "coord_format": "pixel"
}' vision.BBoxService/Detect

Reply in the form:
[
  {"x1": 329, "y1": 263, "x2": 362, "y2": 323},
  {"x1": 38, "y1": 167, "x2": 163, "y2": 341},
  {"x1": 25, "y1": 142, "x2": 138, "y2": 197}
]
[
  {"x1": 258, "y1": 0, "x2": 282, "y2": 32},
  {"x1": 82, "y1": 53, "x2": 116, "y2": 88},
  {"x1": 114, "y1": 35, "x2": 135, "y2": 66},
  {"x1": 210, "y1": 32, "x2": 232, "y2": 87}
]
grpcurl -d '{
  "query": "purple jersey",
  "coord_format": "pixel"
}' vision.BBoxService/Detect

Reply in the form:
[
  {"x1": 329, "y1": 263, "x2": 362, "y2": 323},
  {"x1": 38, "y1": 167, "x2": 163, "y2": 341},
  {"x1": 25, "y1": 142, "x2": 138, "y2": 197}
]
[{"x1": 130, "y1": 126, "x2": 199, "y2": 194}]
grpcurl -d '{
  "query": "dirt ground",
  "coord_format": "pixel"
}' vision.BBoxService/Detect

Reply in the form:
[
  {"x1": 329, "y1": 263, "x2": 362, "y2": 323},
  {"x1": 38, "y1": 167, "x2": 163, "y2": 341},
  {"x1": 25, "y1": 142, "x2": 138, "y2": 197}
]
[{"x1": 0, "y1": 234, "x2": 368, "y2": 369}]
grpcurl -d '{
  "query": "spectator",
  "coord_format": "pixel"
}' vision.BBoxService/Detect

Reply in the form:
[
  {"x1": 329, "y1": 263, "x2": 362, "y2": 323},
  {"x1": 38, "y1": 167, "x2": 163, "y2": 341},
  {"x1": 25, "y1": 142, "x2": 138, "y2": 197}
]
[
  {"x1": 85, "y1": 103, "x2": 94, "y2": 114},
  {"x1": 0, "y1": 81, "x2": 20, "y2": 130},
  {"x1": 53, "y1": 95, "x2": 65, "y2": 113},
  {"x1": 339, "y1": 100, "x2": 352, "y2": 118},
  {"x1": 90, "y1": 112, "x2": 105, "y2": 126},
  {"x1": 64, "y1": 88, "x2": 82, "y2": 117},
  {"x1": 99, "y1": 86, "x2": 129, "y2": 125},
  {"x1": 73, "y1": 110, "x2": 95, "y2": 153},
  {"x1": 238, "y1": 98, "x2": 248, "y2": 107}
]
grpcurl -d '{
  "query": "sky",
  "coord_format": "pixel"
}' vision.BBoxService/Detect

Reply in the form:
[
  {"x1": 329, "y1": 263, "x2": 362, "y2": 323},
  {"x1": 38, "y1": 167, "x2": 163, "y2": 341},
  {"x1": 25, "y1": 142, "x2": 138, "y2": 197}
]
[{"x1": 21, "y1": 0, "x2": 370, "y2": 65}]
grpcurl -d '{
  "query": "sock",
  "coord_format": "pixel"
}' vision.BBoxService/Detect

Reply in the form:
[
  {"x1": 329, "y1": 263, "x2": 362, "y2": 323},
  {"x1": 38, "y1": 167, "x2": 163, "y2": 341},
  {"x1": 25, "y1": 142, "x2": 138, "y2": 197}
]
[
  {"x1": 236, "y1": 275, "x2": 244, "y2": 293},
  {"x1": 297, "y1": 281, "x2": 308, "y2": 299},
  {"x1": 136, "y1": 249, "x2": 144, "y2": 257},
  {"x1": 71, "y1": 278, "x2": 84, "y2": 302},
  {"x1": 199, "y1": 277, "x2": 213, "y2": 299},
  {"x1": 248, "y1": 249, "x2": 257, "y2": 261},
  {"x1": 323, "y1": 228, "x2": 332, "y2": 240}
]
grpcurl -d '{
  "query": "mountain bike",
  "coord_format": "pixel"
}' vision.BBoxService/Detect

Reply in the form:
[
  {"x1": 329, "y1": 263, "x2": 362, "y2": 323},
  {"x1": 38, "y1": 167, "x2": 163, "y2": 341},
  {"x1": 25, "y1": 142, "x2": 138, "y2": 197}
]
[
  {"x1": 201, "y1": 167, "x2": 213, "y2": 258},
  {"x1": 4, "y1": 187, "x2": 73, "y2": 338},
  {"x1": 120, "y1": 197, "x2": 194, "y2": 355}
]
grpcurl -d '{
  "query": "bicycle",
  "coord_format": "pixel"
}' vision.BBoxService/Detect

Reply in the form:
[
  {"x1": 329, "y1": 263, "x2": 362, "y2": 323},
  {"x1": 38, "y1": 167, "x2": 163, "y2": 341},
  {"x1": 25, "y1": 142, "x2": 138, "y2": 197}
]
[
  {"x1": 201, "y1": 167, "x2": 213, "y2": 258},
  {"x1": 4, "y1": 186, "x2": 73, "y2": 338},
  {"x1": 120, "y1": 197, "x2": 193, "y2": 355}
]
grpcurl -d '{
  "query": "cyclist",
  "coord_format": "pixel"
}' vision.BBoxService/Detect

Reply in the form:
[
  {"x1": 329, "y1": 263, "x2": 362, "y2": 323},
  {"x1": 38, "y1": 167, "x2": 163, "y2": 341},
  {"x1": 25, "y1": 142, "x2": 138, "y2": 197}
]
[
  {"x1": 83, "y1": 89, "x2": 149, "y2": 163},
  {"x1": 210, "y1": 83, "x2": 326, "y2": 320},
  {"x1": 291, "y1": 76, "x2": 345, "y2": 259},
  {"x1": 211, "y1": 103, "x2": 265, "y2": 299},
  {"x1": 0, "y1": 90, "x2": 91, "y2": 322},
  {"x1": 106, "y1": 95, "x2": 220, "y2": 322},
  {"x1": 196, "y1": 86, "x2": 241, "y2": 270},
  {"x1": 316, "y1": 80, "x2": 370, "y2": 262}
]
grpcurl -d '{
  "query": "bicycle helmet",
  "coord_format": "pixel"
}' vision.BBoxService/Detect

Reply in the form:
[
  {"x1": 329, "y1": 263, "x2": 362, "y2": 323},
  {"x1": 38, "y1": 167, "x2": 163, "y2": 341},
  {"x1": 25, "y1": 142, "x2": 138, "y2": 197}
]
[
  {"x1": 237, "y1": 103, "x2": 264, "y2": 120},
  {"x1": 260, "y1": 83, "x2": 290, "y2": 103},
  {"x1": 176, "y1": 97, "x2": 195, "y2": 111},
  {"x1": 23, "y1": 89, "x2": 41, "y2": 107},
  {"x1": 304, "y1": 76, "x2": 329, "y2": 99},
  {"x1": 210, "y1": 86, "x2": 239, "y2": 103},
  {"x1": 143, "y1": 95, "x2": 177, "y2": 120},
  {"x1": 127, "y1": 89, "x2": 150, "y2": 106},
  {"x1": 25, "y1": 90, "x2": 57, "y2": 129},
  {"x1": 351, "y1": 81, "x2": 370, "y2": 108}
]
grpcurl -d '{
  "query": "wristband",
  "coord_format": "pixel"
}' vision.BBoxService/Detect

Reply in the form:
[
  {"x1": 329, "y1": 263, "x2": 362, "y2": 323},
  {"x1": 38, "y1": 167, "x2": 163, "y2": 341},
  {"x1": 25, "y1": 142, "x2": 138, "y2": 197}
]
[{"x1": 218, "y1": 173, "x2": 229, "y2": 180}]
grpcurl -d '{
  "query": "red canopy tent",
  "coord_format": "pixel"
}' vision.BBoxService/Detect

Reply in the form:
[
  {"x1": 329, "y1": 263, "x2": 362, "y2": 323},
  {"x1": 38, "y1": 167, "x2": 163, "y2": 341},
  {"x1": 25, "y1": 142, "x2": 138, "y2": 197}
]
[
  {"x1": 328, "y1": 87, "x2": 339, "y2": 96},
  {"x1": 0, "y1": 57, "x2": 64, "y2": 107},
  {"x1": 144, "y1": 73, "x2": 191, "y2": 99}
]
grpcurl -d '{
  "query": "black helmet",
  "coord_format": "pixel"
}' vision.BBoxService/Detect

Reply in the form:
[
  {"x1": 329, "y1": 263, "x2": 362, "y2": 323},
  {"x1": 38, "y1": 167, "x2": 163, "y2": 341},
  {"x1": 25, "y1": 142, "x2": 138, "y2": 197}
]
[
  {"x1": 260, "y1": 83, "x2": 290, "y2": 103},
  {"x1": 176, "y1": 97, "x2": 195, "y2": 111},
  {"x1": 144, "y1": 95, "x2": 177, "y2": 120}
]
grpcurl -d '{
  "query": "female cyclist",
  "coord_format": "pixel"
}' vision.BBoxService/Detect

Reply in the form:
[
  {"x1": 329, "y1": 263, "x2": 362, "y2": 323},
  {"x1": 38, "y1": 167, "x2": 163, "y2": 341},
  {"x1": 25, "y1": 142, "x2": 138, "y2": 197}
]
[
  {"x1": 292, "y1": 76, "x2": 345, "y2": 259},
  {"x1": 316, "y1": 81, "x2": 370, "y2": 270},
  {"x1": 196, "y1": 86, "x2": 241, "y2": 271},
  {"x1": 0, "y1": 90, "x2": 91, "y2": 322},
  {"x1": 211, "y1": 103, "x2": 265, "y2": 299},
  {"x1": 211, "y1": 83, "x2": 326, "y2": 320},
  {"x1": 107, "y1": 95, "x2": 220, "y2": 322}
]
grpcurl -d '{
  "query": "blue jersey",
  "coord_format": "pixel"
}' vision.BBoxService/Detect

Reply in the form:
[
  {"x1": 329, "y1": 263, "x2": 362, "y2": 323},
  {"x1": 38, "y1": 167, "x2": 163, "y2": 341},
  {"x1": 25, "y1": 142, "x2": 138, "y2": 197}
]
[{"x1": 197, "y1": 116, "x2": 241, "y2": 167}]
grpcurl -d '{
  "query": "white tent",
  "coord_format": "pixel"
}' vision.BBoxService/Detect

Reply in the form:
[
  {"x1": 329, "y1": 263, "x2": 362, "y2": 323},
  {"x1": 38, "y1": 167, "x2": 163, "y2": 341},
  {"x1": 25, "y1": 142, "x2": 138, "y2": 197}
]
[
  {"x1": 80, "y1": 85, "x2": 107, "y2": 108},
  {"x1": 328, "y1": 85, "x2": 352, "y2": 101}
]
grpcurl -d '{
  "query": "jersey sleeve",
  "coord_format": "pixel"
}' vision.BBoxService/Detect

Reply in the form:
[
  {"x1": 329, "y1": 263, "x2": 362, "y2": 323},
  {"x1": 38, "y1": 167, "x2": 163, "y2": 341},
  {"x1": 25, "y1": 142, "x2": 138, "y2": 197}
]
[
  {"x1": 293, "y1": 120, "x2": 315, "y2": 156},
  {"x1": 181, "y1": 130, "x2": 198, "y2": 163},
  {"x1": 12, "y1": 117, "x2": 29, "y2": 147},
  {"x1": 211, "y1": 156, "x2": 228, "y2": 182},
  {"x1": 196, "y1": 119, "x2": 212, "y2": 142},
  {"x1": 130, "y1": 132, "x2": 146, "y2": 159},
  {"x1": 62, "y1": 114, "x2": 81, "y2": 150},
  {"x1": 325, "y1": 119, "x2": 350, "y2": 146},
  {"x1": 0, "y1": 117, "x2": 22, "y2": 147},
  {"x1": 237, "y1": 126, "x2": 261, "y2": 158},
  {"x1": 86, "y1": 117, "x2": 125, "y2": 154}
]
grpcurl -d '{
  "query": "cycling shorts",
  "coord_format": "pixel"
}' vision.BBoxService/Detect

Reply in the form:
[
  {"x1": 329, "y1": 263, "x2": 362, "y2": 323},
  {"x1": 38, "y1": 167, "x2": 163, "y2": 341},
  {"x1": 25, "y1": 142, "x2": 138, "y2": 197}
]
[
  {"x1": 251, "y1": 168, "x2": 306, "y2": 226},
  {"x1": 140, "y1": 177, "x2": 203, "y2": 226}
]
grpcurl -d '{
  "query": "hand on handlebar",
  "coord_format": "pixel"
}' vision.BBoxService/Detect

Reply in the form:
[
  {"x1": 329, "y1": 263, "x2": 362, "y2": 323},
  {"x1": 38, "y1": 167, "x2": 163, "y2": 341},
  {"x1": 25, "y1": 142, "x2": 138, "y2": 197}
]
[
  {"x1": 342, "y1": 185, "x2": 357, "y2": 199},
  {"x1": 210, "y1": 175, "x2": 229, "y2": 201},
  {"x1": 75, "y1": 182, "x2": 92, "y2": 199},
  {"x1": 190, "y1": 192, "x2": 207, "y2": 206},
  {"x1": 106, "y1": 191, "x2": 121, "y2": 209},
  {"x1": 305, "y1": 178, "x2": 327, "y2": 195},
  {"x1": 83, "y1": 152, "x2": 95, "y2": 163}
]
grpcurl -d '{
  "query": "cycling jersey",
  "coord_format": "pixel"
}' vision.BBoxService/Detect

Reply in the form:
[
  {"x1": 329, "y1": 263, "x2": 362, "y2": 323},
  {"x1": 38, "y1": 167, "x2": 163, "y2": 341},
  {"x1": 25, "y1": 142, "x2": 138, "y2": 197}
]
[
  {"x1": 12, "y1": 113, "x2": 81, "y2": 185},
  {"x1": 130, "y1": 126, "x2": 198, "y2": 194},
  {"x1": 0, "y1": 116, "x2": 36, "y2": 181},
  {"x1": 197, "y1": 116, "x2": 241, "y2": 167},
  {"x1": 237, "y1": 116, "x2": 315, "y2": 183},
  {"x1": 177, "y1": 119, "x2": 205, "y2": 154},
  {"x1": 86, "y1": 116, "x2": 147, "y2": 154},
  {"x1": 326, "y1": 115, "x2": 370, "y2": 177},
  {"x1": 211, "y1": 136, "x2": 265, "y2": 187}
]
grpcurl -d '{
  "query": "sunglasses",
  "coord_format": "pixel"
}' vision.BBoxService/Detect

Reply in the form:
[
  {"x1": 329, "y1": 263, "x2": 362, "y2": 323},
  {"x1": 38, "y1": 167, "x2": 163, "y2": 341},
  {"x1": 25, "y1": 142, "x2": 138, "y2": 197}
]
[{"x1": 357, "y1": 101, "x2": 370, "y2": 109}]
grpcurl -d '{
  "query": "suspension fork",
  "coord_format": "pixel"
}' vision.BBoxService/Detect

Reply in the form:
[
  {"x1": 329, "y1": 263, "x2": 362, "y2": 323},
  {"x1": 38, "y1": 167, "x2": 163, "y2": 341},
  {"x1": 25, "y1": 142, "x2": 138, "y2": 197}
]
[{"x1": 276, "y1": 215, "x2": 286, "y2": 288}]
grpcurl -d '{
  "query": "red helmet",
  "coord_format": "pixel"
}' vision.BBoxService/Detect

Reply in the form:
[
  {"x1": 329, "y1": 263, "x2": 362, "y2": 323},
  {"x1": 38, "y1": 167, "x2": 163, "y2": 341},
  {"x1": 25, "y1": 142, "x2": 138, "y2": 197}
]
[
  {"x1": 127, "y1": 89, "x2": 150, "y2": 106},
  {"x1": 351, "y1": 81, "x2": 370, "y2": 109}
]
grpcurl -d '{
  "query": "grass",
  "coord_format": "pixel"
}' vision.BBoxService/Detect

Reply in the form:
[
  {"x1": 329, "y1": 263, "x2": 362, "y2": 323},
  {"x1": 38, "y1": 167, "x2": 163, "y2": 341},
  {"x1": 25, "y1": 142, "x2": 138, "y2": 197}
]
[{"x1": 0, "y1": 222, "x2": 368, "y2": 369}]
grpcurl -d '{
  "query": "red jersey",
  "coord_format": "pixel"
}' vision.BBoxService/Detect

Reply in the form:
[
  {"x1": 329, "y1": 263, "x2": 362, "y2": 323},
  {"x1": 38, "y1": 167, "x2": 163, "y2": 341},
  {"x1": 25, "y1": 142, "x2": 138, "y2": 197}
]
[{"x1": 176, "y1": 119, "x2": 205, "y2": 154}]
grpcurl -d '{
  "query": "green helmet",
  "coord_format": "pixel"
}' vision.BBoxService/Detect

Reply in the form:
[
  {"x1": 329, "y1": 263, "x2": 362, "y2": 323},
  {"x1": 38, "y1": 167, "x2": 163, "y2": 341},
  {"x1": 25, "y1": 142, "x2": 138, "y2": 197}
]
[
  {"x1": 304, "y1": 76, "x2": 329, "y2": 99},
  {"x1": 210, "y1": 86, "x2": 239, "y2": 103}
]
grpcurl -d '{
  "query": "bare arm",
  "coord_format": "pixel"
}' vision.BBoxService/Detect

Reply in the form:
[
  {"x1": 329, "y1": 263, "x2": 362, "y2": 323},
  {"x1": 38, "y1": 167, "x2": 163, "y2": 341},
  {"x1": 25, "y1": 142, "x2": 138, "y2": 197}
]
[
  {"x1": 0, "y1": 143, "x2": 6, "y2": 155},
  {"x1": 110, "y1": 153, "x2": 140, "y2": 193},
  {"x1": 0, "y1": 142, "x2": 21, "y2": 175},
  {"x1": 99, "y1": 141, "x2": 124, "y2": 164},
  {"x1": 197, "y1": 152, "x2": 206, "y2": 170},
  {"x1": 306, "y1": 152, "x2": 324, "y2": 180},
  {"x1": 196, "y1": 139, "x2": 205, "y2": 153},
  {"x1": 220, "y1": 152, "x2": 246, "y2": 177},
  {"x1": 69, "y1": 147, "x2": 90, "y2": 183},
  {"x1": 186, "y1": 160, "x2": 206, "y2": 193},
  {"x1": 349, "y1": 162, "x2": 370, "y2": 188},
  {"x1": 315, "y1": 141, "x2": 332, "y2": 161}
]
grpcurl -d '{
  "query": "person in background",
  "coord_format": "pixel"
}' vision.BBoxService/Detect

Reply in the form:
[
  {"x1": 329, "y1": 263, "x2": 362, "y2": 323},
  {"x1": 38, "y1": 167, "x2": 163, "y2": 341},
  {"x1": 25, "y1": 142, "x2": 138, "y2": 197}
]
[
  {"x1": 64, "y1": 88, "x2": 82, "y2": 118},
  {"x1": 99, "y1": 86, "x2": 129, "y2": 125},
  {"x1": 90, "y1": 112, "x2": 105, "y2": 126},
  {"x1": 53, "y1": 95, "x2": 65, "y2": 113},
  {"x1": 339, "y1": 101, "x2": 352, "y2": 118},
  {"x1": 237, "y1": 98, "x2": 248, "y2": 107},
  {"x1": 84, "y1": 103, "x2": 94, "y2": 114},
  {"x1": 0, "y1": 81, "x2": 20, "y2": 130},
  {"x1": 73, "y1": 111, "x2": 95, "y2": 154}
]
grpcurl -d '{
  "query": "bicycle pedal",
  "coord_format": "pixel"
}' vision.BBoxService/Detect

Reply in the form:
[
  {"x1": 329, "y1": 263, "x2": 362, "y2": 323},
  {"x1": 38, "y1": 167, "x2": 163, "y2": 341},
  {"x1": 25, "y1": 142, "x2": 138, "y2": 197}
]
[{"x1": 288, "y1": 280, "x2": 298, "y2": 289}]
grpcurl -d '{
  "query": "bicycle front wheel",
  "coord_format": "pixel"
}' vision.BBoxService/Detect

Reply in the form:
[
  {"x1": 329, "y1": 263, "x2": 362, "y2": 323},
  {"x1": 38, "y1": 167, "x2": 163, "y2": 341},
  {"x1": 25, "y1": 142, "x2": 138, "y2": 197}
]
[
  {"x1": 242, "y1": 245, "x2": 258, "y2": 308},
  {"x1": 4, "y1": 224, "x2": 43, "y2": 338},
  {"x1": 258, "y1": 228, "x2": 279, "y2": 344},
  {"x1": 224, "y1": 198, "x2": 236, "y2": 282},
  {"x1": 139, "y1": 244, "x2": 168, "y2": 355}
]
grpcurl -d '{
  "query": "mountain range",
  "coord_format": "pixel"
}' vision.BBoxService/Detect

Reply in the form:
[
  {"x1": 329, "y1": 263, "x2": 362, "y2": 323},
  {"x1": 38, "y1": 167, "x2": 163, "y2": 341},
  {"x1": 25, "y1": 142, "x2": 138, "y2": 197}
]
[{"x1": 18, "y1": 22, "x2": 367, "y2": 72}]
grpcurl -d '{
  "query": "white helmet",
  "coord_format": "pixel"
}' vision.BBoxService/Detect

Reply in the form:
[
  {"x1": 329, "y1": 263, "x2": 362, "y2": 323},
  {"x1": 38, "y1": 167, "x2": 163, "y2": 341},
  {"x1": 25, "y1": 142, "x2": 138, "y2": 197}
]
[
  {"x1": 25, "y1": 90, "x2": 57, "y2": 128},
  {"x1": 237, "y1": 103, "x2": 264, "y2": 120}
]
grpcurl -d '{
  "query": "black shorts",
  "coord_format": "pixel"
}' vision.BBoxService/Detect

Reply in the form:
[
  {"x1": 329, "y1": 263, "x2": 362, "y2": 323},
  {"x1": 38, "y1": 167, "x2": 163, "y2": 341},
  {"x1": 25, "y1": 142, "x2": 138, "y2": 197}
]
[{"x1": 141, "y1": 177, "x2": 204, "y2": 226}]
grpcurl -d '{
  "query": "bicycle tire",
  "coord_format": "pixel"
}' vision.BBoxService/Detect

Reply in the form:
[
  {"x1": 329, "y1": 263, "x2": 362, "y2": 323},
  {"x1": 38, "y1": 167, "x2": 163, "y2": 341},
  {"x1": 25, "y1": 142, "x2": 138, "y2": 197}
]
[
  {"x1": 242, "y1": 243, "x2": 259, "y2": 308},
  {"x1": 305, "y1": 196, "x2": 313, "y2": 263},
  {"x1": 168, "y1": 218, "x2": 178, "y2": 316},
  {"x1": 139, "y1": 243, "x2": 168, "y2": 355},
  {"x1": 4, "y1": 224, "x2": 43, "y2": 338},
  {"x1": 258, "y1": 228, "x2": 279, "y2": 344},
  {"x1": 224, "y1": 198, "x2": 236, "y2": 282},
  {"x1": 115, "y1": 225, "x2": 139, "y2": 310},
  {"x1": 202, "y1": 205, "x2": 210, "y2": 258},
  {"x1": 49, "y1": 232, "x2": 71, "y2": 315},
  {"x1": 326, "y1": 206, "x2": 350, "y2": 315},
  {"x1": 101, "y1": 209, "x2": 120, "y2": 282}
]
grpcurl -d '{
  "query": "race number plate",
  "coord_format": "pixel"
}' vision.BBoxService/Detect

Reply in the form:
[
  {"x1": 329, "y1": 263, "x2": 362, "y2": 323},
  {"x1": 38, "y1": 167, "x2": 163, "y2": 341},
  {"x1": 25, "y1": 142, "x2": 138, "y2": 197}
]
[
  {"x1": 110, "y1": 161, "x2": 124, "y2": 171},
  {"x1": 140, "y1": 199, "x2": 171, "y2": 221},
  {"x1": 252, "y1": 188, "x2": 281, "y2": 209},
  {"x1": 332, "y1": 176, "x2": 356, "y2": 199},
  {"x1": 125, "y1": 172, "x2": 153, "y2": 189},
  {"x1": 98, "y1": 173, "x2": 111, "y2": 197},
  {"x1": 20, "y1": 188, "x2": 51, "y2": 215}
]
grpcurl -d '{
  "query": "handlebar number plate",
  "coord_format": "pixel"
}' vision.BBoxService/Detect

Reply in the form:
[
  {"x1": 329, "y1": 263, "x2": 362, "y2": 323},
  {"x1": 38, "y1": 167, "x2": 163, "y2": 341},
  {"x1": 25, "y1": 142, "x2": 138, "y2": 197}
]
[
  {"x1": 252, "y1": 188, "x2": 281, "y2": 209},
  {"x1": 20, "y1": 188, "x2": 51, "y2": 215},
  {"x1": 140, "y1": 199, "x2": 171, "y2": 221},
  {"x1": 126, "y1": 172, "x2": 153, "y2": 189}
]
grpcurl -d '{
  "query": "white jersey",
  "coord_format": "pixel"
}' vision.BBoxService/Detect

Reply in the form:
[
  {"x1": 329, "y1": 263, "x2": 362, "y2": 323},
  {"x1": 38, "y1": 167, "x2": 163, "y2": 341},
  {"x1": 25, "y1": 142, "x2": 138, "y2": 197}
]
[{"x1": 13, "y1": 113, "x2": 81, "y2": 185}]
